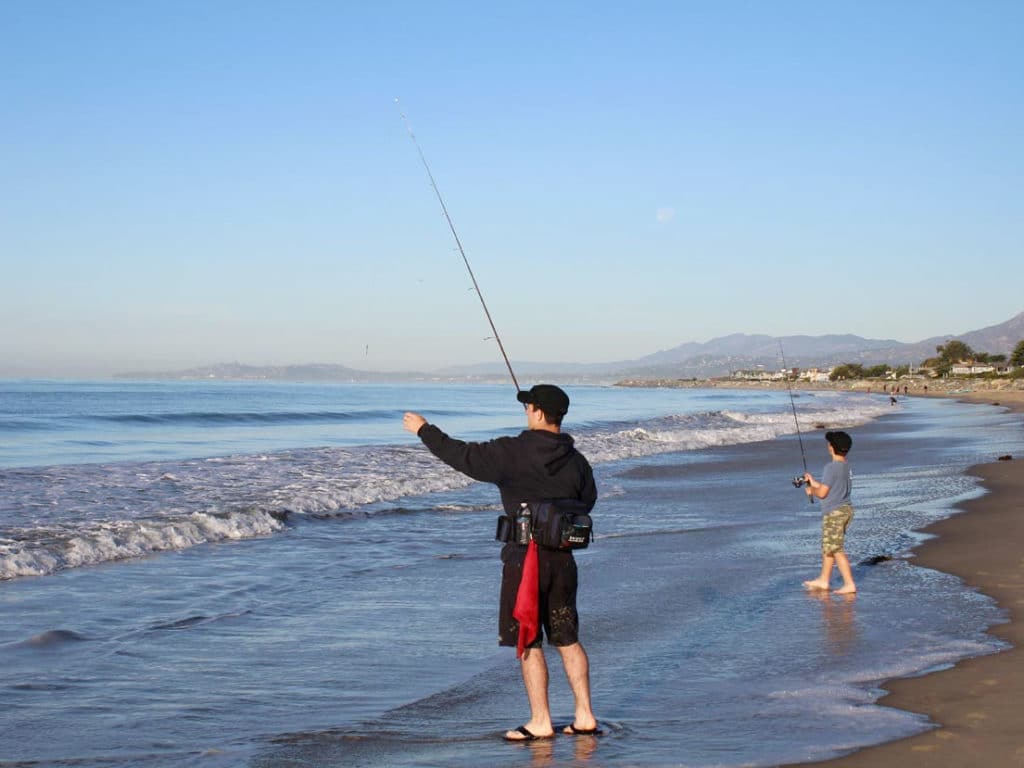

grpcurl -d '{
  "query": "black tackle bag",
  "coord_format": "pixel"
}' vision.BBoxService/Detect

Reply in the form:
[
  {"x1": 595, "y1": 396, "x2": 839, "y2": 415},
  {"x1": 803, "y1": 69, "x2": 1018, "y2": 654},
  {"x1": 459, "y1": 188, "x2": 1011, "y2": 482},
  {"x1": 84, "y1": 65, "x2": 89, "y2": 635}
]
[{"x1": 529, "y1": 499, "x2": 594, "y2": 551}]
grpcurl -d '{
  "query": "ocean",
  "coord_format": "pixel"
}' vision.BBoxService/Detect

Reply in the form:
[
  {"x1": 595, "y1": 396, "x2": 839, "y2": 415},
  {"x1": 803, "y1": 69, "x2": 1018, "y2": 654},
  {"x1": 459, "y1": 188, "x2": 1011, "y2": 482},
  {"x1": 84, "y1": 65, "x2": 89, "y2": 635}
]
[{"x1": 1, "y1": 380, "x2": 1021, "y2": 767}]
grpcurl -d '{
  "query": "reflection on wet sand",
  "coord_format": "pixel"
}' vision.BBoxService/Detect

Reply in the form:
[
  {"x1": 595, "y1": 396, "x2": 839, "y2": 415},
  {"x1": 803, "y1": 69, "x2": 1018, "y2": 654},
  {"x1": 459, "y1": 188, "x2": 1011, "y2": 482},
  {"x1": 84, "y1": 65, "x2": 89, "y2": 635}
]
[
  {"x1": 515, "y1": 729, "x2": 601, "y2": 767},
  {"x1": 808, "y1": 590, "x2": 858, "y2": 656}
]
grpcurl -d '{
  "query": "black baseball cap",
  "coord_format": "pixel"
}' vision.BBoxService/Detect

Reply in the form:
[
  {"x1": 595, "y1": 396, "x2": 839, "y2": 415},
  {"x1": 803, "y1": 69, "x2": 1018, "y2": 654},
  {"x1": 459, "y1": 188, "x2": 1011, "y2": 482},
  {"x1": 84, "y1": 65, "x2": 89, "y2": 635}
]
[
  {"x1": 825, "y1": 430, "x2": 852, "y2": 454},
  {"x1": 516, "y1": 384, "x2": 570, "y2": 417}
]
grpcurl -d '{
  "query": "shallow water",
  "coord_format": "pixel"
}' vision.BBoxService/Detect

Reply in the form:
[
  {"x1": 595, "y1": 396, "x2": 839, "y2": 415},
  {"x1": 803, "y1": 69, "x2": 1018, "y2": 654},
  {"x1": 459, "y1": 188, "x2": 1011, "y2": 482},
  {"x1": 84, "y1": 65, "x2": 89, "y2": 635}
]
[{"x1": 1, "y1": 384, "x2": 1021, "y2": 766}]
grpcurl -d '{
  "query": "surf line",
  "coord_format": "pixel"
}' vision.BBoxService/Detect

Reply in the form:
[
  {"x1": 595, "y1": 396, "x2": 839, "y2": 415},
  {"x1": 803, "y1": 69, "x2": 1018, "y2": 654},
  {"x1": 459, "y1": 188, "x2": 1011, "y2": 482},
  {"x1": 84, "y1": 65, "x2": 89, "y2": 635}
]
[
  {"x1": 779, "y1": 340, "x2": 813, "y2": 504},
  {"x1": 395, "y1": 98, "x2": 521, "y2": 393}
]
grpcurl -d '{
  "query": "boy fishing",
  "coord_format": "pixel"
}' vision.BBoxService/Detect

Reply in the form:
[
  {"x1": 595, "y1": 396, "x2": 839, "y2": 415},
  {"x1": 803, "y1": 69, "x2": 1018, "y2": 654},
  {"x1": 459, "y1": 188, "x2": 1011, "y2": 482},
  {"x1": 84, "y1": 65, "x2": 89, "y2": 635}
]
[{"x1": 802, "y1": 431, "x2": 857, "y2": 595}]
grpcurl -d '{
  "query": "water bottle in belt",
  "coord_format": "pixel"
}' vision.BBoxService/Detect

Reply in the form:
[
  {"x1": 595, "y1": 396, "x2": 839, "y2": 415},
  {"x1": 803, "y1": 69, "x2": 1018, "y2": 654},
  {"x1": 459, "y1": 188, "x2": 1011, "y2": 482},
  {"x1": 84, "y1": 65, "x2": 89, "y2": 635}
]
[{"x1": 517, "y1": 503, "x2": 532, "y2": 545}]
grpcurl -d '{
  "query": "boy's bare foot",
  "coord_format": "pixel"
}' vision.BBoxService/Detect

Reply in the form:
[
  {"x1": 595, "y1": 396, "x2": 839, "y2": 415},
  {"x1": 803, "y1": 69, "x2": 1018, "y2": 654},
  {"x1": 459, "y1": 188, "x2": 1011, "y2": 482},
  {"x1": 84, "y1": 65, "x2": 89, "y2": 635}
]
[
  {"x1": 803, "y1": 579, "x2": 830, "y2": 590},
  {"x1": 833, "y1": 584, "x2": 857, "y2": 594}
]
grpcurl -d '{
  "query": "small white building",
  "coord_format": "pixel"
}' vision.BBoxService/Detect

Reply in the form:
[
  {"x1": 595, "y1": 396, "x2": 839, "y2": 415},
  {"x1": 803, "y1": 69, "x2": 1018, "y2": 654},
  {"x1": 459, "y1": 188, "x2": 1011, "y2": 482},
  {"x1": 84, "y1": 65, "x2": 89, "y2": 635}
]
[
  {"x1": 732, "y1": 369, "x2": 786, "y2": 381},
  {"x1": 799, "y1": 367, "x2": 833, "y2": 383},
  {"x1": 951, "y1": 363, "x2": 996, "y2": 375}
]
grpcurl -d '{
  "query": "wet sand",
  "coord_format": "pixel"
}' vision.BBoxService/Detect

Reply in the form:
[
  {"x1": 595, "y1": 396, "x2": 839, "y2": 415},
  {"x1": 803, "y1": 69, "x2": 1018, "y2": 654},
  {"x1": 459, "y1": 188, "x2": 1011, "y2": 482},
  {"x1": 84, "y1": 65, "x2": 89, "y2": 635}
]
[
  {"x1": 791, "y1": 393, "x2": 1024, "y2": 766},
  {"x1": 617, "y1": 378, "x2": 1024, "y2": 764}
]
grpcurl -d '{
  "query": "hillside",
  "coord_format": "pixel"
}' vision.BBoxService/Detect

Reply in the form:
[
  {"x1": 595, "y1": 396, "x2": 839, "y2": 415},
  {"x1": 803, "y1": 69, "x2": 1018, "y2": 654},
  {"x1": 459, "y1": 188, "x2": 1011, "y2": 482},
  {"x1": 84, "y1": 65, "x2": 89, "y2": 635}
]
[{"x1": 116, "y1": 311, "x2": 1024, "y2": 381}]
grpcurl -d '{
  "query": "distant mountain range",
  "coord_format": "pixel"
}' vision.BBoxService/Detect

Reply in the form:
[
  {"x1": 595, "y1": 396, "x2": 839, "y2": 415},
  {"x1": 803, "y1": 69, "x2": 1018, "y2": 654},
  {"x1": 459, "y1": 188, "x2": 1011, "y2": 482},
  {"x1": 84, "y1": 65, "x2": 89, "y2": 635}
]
[
  {"x1": 116, "y1": 310, "x2": 1024, "y2": 382},
  {"x1": 607, "y1": 310, "x2": 1024, "y2": 379}
]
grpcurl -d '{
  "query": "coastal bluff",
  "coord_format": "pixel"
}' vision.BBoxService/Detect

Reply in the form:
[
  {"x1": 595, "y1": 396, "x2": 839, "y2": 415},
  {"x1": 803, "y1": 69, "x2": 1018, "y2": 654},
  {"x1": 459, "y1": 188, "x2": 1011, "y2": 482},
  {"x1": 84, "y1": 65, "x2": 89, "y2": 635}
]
[{"x1": 615, "y1": 376, "x2": 1024, "y2": 403}]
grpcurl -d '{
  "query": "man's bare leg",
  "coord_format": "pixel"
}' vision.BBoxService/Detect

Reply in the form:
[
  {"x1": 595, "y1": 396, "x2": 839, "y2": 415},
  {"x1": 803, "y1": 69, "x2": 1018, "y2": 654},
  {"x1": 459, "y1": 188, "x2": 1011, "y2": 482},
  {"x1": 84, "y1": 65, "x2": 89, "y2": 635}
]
[
  {"x1": 833, "y1": 552, "x2": 857, "y2": 594},
  {"x1": 556, "y1": 642, "x2": 599, "y2": 733},
  {"x1": 804, "y1": 554, "x2": 834, "y2": 590},
  {"x1": 504, "y1": 647, "x2": 555, "y2": 740}
]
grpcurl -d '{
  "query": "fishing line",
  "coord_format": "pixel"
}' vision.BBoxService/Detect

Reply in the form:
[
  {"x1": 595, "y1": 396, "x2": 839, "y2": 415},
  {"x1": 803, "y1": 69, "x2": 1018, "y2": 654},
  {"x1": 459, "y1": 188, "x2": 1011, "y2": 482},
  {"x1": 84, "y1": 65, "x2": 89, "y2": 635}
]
[
  {"x1": 779, "y1": 340, "x2": 813, "y2": 504},
  {"x1": 395, "y1": 98, "x2": 521, "y2": 393}
]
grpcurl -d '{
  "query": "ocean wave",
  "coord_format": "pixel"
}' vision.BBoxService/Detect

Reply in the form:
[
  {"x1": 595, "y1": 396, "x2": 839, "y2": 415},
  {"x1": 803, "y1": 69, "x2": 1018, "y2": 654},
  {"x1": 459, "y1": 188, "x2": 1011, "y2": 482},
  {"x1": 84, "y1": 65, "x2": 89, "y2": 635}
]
[
  {"x1": 147, "y1": 611, "x2": 252, "y2": 632},
  {"x1": 0, "y1": 418, "x2": 51, "y2": 432},
  {"x1": 93, "y1": 409, "x2": 403, "y2": 427},
  {"x1": 5, "y1": 629, "x2": 90, "y2": 649},
  {"x1": 0, "y1": 394, "x2": 891, "y2": 581},
  {"x1": 577, "y1": 399, "x2": 890, "y2": 464},
  {"x1": 0, "y1": 509, "x2": 285, "y2": 581}
]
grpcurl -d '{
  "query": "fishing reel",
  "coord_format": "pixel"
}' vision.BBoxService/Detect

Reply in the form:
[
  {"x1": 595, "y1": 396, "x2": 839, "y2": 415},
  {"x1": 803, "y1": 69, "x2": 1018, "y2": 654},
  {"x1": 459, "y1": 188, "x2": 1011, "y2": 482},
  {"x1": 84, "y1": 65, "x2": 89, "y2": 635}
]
[{"x1": 791, "y1": 476, "x2": 809, "y2": 489}]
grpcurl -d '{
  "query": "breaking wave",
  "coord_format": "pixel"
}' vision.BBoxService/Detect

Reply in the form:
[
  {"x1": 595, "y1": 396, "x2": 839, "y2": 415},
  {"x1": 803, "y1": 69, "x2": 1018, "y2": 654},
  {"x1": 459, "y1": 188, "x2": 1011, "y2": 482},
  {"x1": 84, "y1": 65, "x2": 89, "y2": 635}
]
[{"x1": 0, "y1": 393, "x2": 890, "y2": 581}]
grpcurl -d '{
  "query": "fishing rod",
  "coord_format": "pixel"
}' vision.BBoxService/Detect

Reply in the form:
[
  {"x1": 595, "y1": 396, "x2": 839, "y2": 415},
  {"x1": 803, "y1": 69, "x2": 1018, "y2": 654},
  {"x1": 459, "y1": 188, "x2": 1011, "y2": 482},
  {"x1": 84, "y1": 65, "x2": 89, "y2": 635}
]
[
  {"x1": 395, "y1": 98, "x2": 521, "y2": 394},
  {"x1": 779, "y1": 340, "x2": 813, "y2": 504}
]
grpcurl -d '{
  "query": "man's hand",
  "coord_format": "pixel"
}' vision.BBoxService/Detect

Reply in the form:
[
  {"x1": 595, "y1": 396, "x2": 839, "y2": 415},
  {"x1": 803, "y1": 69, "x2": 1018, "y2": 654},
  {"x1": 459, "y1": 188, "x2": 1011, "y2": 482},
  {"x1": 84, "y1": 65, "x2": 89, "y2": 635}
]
[{"x1": 403, "y1": 412, "x2": 427, "y2": 435}]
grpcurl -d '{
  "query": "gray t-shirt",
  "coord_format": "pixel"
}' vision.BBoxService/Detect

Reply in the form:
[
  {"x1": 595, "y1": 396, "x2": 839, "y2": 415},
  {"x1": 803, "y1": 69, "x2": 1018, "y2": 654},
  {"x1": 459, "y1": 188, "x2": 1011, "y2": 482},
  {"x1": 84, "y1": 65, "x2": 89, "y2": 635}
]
[{"x1": 820, "y1": 460, "x2": 852, "y2": 514}]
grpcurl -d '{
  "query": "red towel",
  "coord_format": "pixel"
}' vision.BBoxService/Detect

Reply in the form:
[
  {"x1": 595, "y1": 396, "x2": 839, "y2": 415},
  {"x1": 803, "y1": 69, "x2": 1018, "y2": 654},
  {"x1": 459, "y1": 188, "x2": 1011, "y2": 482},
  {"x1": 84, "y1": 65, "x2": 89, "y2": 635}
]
[{"x1": 512, "y1": 539, "x2": 539, "y2": 658}]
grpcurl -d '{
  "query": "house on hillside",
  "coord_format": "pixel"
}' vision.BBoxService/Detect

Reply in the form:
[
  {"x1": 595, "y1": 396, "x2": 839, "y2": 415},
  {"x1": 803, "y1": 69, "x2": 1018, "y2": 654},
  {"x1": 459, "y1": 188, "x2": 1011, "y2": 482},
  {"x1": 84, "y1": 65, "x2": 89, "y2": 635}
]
[
  {"x1": 732, "y1": 368, "x2": 786, "y2": 381},
  {"x1": 799, "y1": 367, "x2": 833, "y2": 383},
  {"x1": 951, "y1": 362, "x2": 996, "y2": 375}
]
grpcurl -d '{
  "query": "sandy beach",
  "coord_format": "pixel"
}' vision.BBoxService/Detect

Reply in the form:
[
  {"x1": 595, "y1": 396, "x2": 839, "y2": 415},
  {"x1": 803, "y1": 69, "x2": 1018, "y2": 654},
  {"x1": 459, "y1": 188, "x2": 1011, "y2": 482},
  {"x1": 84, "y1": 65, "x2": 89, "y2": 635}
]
[
  {"x1": 792, "y1": 391, "x2": 1024, "y2": 766},
  {"x1": 618, "y1": 377, "x2": 1024, "y2": 765},
  {"x1": 3, "y1": 381, "x2": 1020, "y2": 766},
  {"x1": 742, "y1": 382, "x2": 1024, "y2": 765},
  {"x1": 616, "y1": 375, "x2": 1024, "y2": 402},
  {"x1": 739, "y1": 382, "x2": 1024, "y2": 766}
]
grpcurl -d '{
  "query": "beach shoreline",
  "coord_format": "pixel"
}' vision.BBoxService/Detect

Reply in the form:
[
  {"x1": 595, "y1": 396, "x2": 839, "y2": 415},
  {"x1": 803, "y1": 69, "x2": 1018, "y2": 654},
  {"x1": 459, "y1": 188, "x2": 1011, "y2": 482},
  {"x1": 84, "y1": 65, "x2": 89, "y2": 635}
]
[
  {"x1": 618, "y1": 376, "x2": 1024, "y2": 764},
  {"x1": 3, "y1": 381, "x2": 1020, "y2": 766},
  {"x1": 789, "y1": 393, "x2": 1024, "y2": 765},
  {"x1": 615, "y1": 374, "x2": 1024, "y2": 402}
]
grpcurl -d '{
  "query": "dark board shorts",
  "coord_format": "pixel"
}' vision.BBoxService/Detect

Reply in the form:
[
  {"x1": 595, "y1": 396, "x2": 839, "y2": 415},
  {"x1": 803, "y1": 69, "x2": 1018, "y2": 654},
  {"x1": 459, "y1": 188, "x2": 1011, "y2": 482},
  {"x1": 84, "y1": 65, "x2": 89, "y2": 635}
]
[{"x1": 498, "y1": 544, "x2": 579, "y2": 648}]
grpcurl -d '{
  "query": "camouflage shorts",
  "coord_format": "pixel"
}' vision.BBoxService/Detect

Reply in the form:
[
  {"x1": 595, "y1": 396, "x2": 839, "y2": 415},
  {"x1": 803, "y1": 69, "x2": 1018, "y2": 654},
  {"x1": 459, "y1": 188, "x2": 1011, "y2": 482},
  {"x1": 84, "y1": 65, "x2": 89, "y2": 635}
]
[{"x1": 821, "y1": 504, "x2": 854, "y2": 555}]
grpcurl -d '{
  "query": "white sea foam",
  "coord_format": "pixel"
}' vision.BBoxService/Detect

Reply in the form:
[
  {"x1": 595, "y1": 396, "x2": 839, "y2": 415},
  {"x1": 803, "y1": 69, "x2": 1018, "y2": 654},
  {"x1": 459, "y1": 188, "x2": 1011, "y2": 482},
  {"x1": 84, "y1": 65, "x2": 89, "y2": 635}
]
[
  {"x1": 841, "y1": 634, "x2": 1005, "y2": 685},
  {"x1": 0, "y1": 510, "x2": 285, "y2": 579},
  {"x1": 578, "y1": 398, "x2": 890, "y2": 464},
  {"x1": 0, "y1": 393, "x2": 892, "y2": 580}
]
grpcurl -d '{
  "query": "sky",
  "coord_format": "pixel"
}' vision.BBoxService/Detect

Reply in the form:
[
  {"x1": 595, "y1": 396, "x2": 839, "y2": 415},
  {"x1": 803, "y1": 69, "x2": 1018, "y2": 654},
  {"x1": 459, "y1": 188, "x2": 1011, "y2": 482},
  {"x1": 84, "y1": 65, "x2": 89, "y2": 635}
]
[{"x1": 2, "y1": 1, "x2": 1022, "y2": 377}]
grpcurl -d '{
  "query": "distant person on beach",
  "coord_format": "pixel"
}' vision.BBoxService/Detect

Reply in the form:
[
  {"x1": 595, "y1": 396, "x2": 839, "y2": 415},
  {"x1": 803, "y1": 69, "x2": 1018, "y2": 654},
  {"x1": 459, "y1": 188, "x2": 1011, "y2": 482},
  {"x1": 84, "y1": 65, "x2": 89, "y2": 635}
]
[
  {"x1": 802, "y1": 431, "x2": 857, "y2": 594},
  {"x1": 403, "y1": 384, "x2": 601, "y2": 742}
]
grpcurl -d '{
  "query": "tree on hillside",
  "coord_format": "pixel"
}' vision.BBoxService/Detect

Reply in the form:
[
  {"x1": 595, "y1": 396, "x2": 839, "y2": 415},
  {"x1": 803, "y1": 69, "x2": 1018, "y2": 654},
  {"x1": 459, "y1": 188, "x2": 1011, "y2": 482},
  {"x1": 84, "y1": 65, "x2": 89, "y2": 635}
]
[
  {"x1": 830, "y1": 363, "x2": 865, "y2": 381},
  {"x1": 935, "y1": 340, "x2": 975, "y2": 363},
  {"x1": 923, "y1": 339, "x2": 977, "y2": 377},
  {"x1": 1012, "y1": 340, "x2": 1024, "y2": 367},
  {"x1": 973, "y1": 352, "x2": 1006, "y2": 364},
  {"x1": 865, "y1": 364, "x2": 890, "y2": 378}
]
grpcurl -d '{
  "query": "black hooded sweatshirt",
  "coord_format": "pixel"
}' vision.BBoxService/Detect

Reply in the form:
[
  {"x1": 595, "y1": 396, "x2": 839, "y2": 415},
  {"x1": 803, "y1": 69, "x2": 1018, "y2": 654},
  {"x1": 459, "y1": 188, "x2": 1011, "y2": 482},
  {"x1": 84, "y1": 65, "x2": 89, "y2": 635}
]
[{"x1": 416, "y1": 424, "x2": 597, "y2": 518}]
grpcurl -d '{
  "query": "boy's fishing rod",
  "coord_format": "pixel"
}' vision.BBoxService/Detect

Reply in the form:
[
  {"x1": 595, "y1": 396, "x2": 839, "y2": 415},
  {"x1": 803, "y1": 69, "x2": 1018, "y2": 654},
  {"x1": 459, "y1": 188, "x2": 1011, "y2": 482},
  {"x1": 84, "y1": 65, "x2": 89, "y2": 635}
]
[
  {"x1": 779, "y1": 340, "x2": 813, "y2": 504},
  {"x1": 395, "y1": 98, "x2": 521, "y2": 394}
]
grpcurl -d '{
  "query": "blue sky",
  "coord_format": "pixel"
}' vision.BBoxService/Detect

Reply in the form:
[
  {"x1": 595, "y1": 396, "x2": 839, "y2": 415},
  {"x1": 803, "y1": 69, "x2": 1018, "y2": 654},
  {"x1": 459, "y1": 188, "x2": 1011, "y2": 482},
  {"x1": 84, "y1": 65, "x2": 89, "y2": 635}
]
[{"x1": 2, "y1": 1, "x2": 1021, "y2": 376}]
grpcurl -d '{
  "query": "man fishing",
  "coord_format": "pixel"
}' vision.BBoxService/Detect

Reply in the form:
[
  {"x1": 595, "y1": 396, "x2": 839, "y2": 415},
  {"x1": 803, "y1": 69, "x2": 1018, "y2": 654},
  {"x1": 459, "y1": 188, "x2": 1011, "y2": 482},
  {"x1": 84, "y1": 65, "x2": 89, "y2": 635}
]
[{"x1": 403, "y1": 384, "x2": 601, "y2": 741}]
